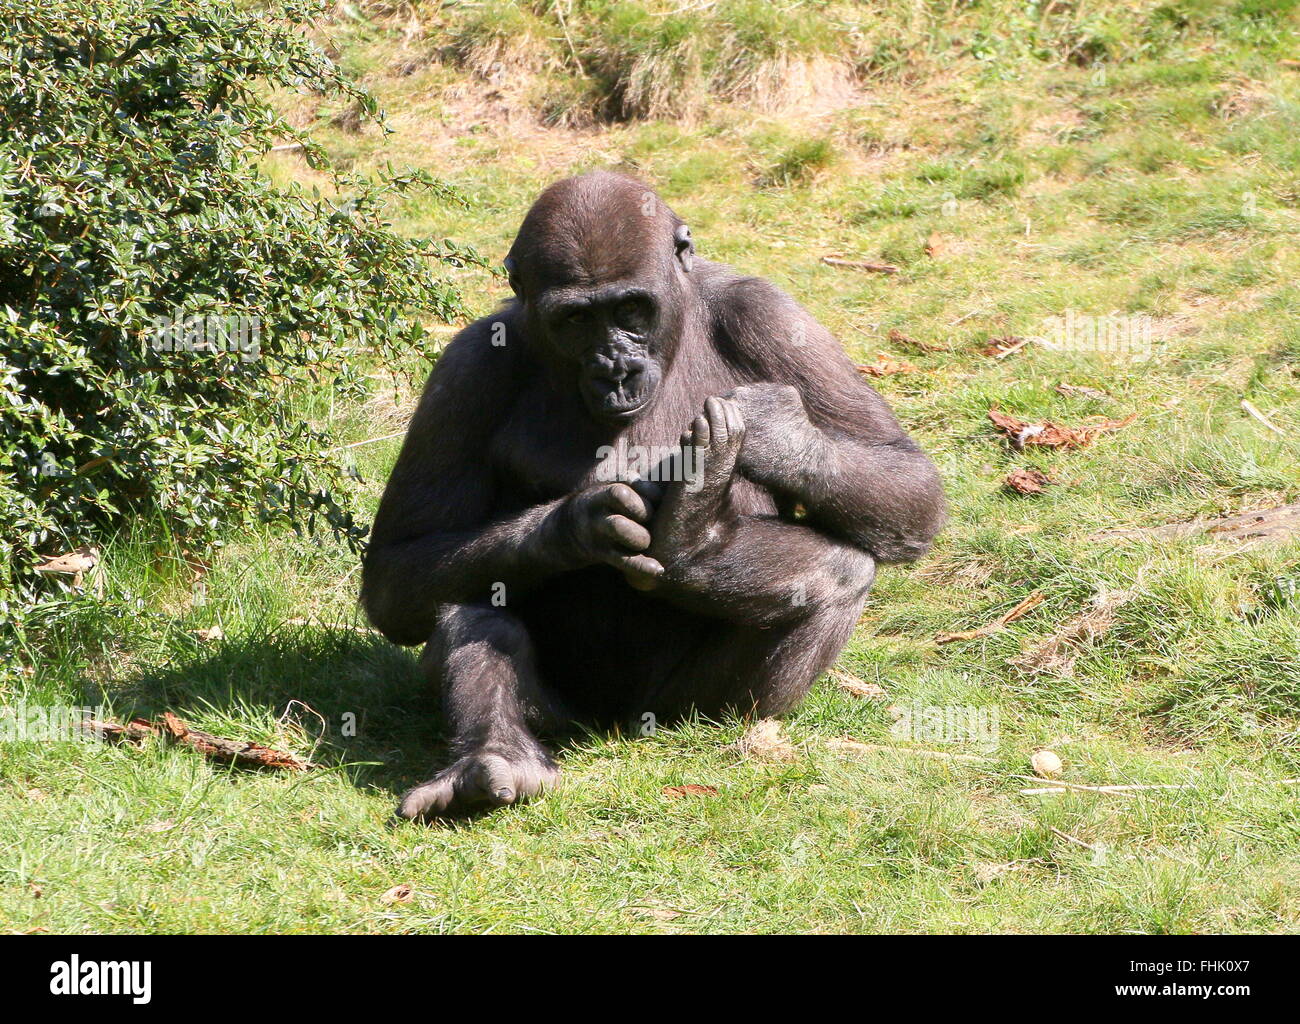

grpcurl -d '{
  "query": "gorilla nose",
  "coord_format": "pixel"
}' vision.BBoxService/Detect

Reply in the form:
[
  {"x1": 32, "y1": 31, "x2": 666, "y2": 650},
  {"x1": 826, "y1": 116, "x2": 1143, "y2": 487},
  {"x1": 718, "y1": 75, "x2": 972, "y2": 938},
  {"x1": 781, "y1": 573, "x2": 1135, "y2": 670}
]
[{"x1": 597, "y1": 359, "x2": 644, "y2": 386}]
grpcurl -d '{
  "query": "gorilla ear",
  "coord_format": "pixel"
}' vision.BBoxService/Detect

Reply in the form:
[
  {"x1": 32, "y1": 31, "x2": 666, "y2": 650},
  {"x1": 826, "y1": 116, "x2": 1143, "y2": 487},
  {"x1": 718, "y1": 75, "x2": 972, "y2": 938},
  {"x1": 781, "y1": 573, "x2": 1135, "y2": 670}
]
[
  {"x1": 673, "y1": 224, "x2": 694, "y2": 272},
  {"x1": 503, "y1": 256, "x2": 522, "y2": 296}
]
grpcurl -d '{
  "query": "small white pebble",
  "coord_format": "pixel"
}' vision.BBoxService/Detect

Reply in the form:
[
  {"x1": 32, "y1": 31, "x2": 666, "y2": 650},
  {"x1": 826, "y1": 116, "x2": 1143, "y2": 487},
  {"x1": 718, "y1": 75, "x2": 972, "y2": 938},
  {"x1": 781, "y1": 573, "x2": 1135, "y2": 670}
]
[{"x1": 1032, "y1": 749, "x2": 1063, "y2": 777}]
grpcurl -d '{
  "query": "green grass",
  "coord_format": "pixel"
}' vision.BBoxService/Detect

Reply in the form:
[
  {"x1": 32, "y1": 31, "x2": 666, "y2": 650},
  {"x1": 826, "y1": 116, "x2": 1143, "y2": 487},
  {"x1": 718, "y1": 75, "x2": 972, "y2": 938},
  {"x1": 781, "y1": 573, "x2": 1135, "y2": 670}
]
[{"x1": 5, "y1": 0, "x2": 1300, "y2": 933}]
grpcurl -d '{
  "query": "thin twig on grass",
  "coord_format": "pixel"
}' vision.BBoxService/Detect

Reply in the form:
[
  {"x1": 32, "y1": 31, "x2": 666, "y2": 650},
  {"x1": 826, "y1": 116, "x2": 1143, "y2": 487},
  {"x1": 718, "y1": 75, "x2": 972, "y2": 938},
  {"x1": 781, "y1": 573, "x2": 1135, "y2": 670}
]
[
  {"x1": 821, "y1": 256, "x2": 900, "y2": 274},
  {"x1": 1016, "y1": 775, "x2": 1300, "y2": 796},
  {"x1": 1241, "y1": 399, "x2": 1285, "y2": 435},
  {"x1": 935, "y1": 591, "x2": 1045, "y2": 644}
]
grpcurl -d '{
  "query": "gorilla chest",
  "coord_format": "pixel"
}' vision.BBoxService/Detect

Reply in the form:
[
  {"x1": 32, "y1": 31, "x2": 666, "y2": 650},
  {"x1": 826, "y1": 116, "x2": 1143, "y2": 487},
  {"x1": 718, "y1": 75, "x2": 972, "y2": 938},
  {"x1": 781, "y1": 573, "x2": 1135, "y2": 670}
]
[{"x1": 488, "y1": 389, "x2": 690, "y2": 505}]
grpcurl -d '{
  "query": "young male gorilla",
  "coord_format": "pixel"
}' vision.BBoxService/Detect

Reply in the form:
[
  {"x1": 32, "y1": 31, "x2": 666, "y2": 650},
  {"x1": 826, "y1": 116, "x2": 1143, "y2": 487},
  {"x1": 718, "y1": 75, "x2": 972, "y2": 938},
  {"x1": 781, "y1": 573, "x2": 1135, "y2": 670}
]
[{"x1": 362, "y1": 172, "x2": 945, "y2": 820}]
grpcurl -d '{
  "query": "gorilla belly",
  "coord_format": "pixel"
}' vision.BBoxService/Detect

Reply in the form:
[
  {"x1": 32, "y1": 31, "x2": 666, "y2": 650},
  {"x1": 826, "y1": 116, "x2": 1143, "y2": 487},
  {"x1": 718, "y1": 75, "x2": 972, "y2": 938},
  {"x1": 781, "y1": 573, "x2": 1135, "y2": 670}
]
[{"x1": 513, "y1": 566, "x2": 712, "y2": 722}]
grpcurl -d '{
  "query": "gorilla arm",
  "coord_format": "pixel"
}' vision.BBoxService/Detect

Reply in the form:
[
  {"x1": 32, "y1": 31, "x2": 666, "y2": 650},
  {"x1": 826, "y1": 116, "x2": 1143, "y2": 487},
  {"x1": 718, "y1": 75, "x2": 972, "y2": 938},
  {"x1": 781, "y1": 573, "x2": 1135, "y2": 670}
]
[
  {"x1": 361, "y1": 320, "x2": 662, "y2": 646},
  {"x1": 715, "y1": 277, "x2": 946, "y2": 565}
]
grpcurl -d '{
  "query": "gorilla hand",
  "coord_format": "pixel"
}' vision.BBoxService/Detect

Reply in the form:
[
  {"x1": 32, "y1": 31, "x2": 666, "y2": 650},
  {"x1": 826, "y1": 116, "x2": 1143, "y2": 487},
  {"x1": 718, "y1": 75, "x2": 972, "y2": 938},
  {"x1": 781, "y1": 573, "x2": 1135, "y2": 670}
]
[
  {"x1": 645, "y1": 396, "x2": 745, "y2": 580},
  {"x1": 559, "y1": 481, "x2": 664, "y2": 589},
  {"x1": 723, "y1": 383, "x2": 822, "y2": 490}
]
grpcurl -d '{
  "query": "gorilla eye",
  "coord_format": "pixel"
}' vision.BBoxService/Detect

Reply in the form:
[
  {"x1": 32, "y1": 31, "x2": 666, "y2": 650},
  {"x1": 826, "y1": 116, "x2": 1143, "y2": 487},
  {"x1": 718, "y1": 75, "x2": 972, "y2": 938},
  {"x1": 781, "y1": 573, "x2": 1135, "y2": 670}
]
[
  {"x1": 566, "y1": 308, "x2": 591, "y2": 326},
  {"x1": 614, "y1": 298, "x2": 650, "y2": 330}
]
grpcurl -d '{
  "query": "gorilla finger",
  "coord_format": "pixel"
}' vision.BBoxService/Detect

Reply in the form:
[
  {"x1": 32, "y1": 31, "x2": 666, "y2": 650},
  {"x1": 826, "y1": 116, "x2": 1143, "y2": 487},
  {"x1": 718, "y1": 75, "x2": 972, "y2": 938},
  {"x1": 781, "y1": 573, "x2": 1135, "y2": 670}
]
[
  {"x1": 723, "y1": 398, "x2": 745, "y2": 439},
  {"x1": 604, "y1": 481, "x2": 652, "y2": 523},
  {"x1": 600, "y1": 514, "x2": 651, "y2": 551},
  {"x1": 705, "y1": 396, "x2": 729, "y2": 444},
  {"x1": 615, "y1": 553, "x2": 665, "y2": 590},
  {"x1": 691, "y1": 413, "x2": 711, "y2": 450}
]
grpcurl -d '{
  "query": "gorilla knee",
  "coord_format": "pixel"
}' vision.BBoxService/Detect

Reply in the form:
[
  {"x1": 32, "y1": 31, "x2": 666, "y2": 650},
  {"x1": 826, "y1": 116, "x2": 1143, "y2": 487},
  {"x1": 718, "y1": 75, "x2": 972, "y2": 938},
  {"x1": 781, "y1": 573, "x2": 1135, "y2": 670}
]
[{"x1": 801, "y1": 548, "x2": 876, "y2": 612}]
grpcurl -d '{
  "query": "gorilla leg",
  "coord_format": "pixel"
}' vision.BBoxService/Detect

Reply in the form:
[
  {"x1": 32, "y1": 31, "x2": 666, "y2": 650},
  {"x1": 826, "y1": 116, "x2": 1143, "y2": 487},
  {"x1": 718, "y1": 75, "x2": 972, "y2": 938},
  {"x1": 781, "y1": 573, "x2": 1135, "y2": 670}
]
[
  {"x1": 396, "y1": 603, "x2": 565, "y2": 820},
  {"x1": 635, "y1": 539, "x2": 876, "y2": 721}
]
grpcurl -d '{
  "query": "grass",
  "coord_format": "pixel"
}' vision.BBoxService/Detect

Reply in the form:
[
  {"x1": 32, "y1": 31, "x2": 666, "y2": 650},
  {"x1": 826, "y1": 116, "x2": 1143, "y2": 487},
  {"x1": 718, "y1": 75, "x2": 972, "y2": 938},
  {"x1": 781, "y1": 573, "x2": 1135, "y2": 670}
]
[{"x1": 5, "y1": 0, "x2": 1300, "y2": 933}]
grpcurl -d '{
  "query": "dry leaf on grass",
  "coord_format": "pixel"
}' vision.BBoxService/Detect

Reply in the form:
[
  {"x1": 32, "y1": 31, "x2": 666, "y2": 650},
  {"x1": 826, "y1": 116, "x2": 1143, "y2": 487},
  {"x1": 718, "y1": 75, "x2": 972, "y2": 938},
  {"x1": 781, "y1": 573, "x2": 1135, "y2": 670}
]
[
  {"x1": 924, "y1": 231, "x2": 944, "y2": 258},
  {"x1": 988, "y1": 408, "x2": 1136, "y2": 451},
  {"x1": 33, "y1": 545, "x2": 99, "y2": 575},
  {"x1": 972, "y1": 861, "x2": 1027, "y2": 886},
  {"x1": 829, "y1": 667, "x2": 887, "y2": 700},
  {"x1": 662, "y1": 784, "x2": 718, "y2": 798},
  {"x1": 1012, "y1": 590, "x2": 1133, "y2": 675},
  {"x1": 33, "y1": 544, "x2": 100, "y2": 589},
  {"x1": 980, "y1": 336, "x2": 1031, "y2": 359},
  {"x1": 1003, "y1": 468, "x2": 1056, "y2": 495},
  {"x1": 856, "y1": 353, "x2": 917, "y2": 377},
  {"x1": 380, "y1": 884, "x2": 414, "y2": 905},
  {"x1": 935, "y1": 591, "x2": 1046, "y2": 644},
  {"x1": 726, "y1": 719, "x2": 798, "y2": 762},
  {"x1": 193, "y1": 625, "x2": 224, "y2": 643}
]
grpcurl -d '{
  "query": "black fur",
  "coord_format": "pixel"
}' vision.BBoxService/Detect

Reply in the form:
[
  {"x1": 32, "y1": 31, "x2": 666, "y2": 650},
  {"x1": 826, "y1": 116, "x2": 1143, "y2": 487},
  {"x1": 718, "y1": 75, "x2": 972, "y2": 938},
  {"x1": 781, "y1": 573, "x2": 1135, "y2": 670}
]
[{"x1": 361, "y1": 172, "x2": 945, "y2": 818}]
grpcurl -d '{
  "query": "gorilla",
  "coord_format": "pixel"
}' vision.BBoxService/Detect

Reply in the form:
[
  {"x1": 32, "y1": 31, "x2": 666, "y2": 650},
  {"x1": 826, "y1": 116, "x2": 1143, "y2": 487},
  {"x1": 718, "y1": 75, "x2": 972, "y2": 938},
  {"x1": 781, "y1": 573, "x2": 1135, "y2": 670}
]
[{"x1": 361, "y1": 172, "x2": 945, "y2": 820}]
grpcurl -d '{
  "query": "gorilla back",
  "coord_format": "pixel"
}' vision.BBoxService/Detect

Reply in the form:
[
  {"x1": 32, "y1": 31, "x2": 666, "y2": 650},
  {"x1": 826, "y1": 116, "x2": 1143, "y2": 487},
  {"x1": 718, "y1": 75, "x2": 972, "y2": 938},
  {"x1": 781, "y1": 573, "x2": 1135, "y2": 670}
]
[{"x1": 361, "y1": 171, "x2": 945, "y2": 819}]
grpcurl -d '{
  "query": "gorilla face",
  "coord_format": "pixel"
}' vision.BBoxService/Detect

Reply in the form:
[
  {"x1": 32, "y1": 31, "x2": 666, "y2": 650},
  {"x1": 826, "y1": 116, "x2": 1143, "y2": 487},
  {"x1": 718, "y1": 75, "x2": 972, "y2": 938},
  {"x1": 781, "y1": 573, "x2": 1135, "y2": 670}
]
[
  {"x1": 503, "y1": 171, "x2": 694, "y2": 426},
  {"x1": 538, "y1": 285, "x2": 665, "y2": 423}
]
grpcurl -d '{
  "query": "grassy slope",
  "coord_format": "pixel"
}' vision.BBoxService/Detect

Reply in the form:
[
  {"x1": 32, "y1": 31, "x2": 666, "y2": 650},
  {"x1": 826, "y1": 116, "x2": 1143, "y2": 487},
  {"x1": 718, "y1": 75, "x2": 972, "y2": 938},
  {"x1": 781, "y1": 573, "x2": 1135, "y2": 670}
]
[{"x1": 4, "y1": 1, "x2": 1300, "y2": 932}]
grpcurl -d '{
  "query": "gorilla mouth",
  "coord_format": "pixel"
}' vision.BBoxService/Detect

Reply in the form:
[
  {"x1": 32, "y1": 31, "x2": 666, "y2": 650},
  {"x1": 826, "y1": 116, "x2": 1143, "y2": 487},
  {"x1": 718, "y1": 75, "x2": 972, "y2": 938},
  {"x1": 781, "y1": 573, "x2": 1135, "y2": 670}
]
[
  {"x1": 599, "y1": 384, "x2": 650, "y2": 416},
  {"x1": 584, "y1": 375, "x2": 658, "y2": 422}
]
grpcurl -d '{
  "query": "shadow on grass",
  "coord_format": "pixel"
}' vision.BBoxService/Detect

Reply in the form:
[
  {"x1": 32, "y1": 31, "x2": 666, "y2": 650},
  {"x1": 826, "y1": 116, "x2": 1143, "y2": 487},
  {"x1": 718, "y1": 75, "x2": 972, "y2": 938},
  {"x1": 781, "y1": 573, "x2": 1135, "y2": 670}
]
[
  {"x1": 91, "y1": 622, "x2": 614, "y2": 817},
  {"x1": 94, "y1": 624, "x2": 459, "y2": 798}
]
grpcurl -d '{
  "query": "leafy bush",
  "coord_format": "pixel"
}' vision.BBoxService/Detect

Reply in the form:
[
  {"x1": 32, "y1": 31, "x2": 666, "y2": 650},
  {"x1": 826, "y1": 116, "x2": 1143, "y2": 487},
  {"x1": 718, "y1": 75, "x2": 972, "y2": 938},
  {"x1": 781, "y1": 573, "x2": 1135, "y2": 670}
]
[{"x1": 0, "y1": 0, "x2": 478, "y2": 667}]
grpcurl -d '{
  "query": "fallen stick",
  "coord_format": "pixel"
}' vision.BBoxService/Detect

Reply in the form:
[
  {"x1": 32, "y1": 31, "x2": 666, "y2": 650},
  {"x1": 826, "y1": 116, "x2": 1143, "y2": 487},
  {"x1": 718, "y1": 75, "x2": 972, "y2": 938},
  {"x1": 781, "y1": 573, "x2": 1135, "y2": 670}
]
[
  {"x1": 1049, "y1": 826, "x2": 1103, "y2": 851},
  {"x1": 825, "y1": 737, "x2": 988, "y2": 762},
  {"x1": 325, "y1": 430, "x2": 407, "y2": 453},
  {"x1": 935, "y1": 591, "x2": 1045, "y2": 644},
  {"x1": 821, "y1": 256, "x2": 900, "y2": 274},
  {"x1": 1241, "y1": 399, "x2": 1285, "y2": 435},
  {"x1": 283, "y1": 616, "x2": 378, "y2": 634},
  {"x1": 158, "y1": 712, "x2": 316, "y2": 770},
  {"x1": 82, "y1": 718, "x2": 157, "y2": 744},
  {"x1": 994, "y1": 336, "x2": 1033, "y2": 359},
  {"x1": 1017, "y1": 775, "x2": 1300, "y2": 796},
  {"x1": 81, "y1": 713, "x2": 315, "y2": 771}
]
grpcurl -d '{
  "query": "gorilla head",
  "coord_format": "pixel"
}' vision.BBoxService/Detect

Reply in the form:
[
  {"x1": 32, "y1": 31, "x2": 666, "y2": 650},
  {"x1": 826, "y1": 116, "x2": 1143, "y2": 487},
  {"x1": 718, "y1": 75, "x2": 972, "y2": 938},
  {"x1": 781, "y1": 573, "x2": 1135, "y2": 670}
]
[{"x1": 504, "y1": 172, "x2": 695, "y2": 424}]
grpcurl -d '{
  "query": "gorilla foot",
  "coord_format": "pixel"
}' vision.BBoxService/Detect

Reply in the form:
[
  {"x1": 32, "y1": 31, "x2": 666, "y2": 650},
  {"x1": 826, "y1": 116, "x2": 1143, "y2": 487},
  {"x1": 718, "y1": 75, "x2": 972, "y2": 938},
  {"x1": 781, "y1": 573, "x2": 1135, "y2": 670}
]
[
  {"x1": 649, "y1": 395, "x2": 745, "y2": 564},
  {"x1": 396, "y1": 744, "x2": 560, "y2": 821}
]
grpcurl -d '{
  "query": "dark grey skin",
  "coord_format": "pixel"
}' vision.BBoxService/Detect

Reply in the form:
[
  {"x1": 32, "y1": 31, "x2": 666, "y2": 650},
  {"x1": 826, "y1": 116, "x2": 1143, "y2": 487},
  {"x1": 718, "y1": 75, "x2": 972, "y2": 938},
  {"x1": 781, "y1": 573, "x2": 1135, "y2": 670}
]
[{"x1": 361, "y1": 172, "x2": 945, "y2": 820}]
